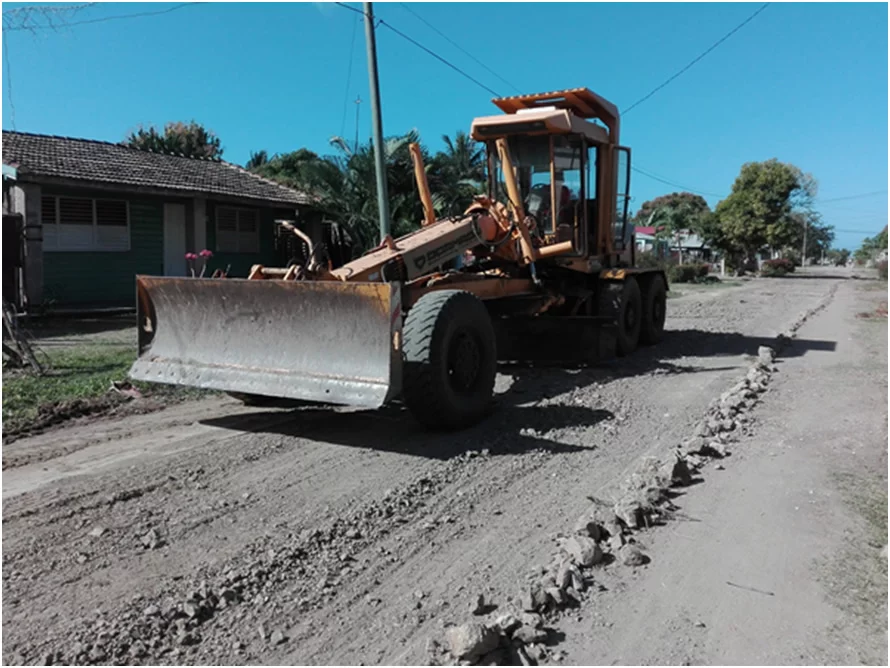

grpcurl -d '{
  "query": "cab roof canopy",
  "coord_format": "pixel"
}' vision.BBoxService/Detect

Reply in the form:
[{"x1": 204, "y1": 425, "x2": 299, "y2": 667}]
[{"x1": 488, "y1": 87, "x2": 620, "y2": 144}]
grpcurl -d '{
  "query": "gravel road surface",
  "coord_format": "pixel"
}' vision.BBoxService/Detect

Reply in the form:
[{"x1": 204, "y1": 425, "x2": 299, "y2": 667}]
[{"x1": 3, "y1": 269, "x2": 885, "y2": 666}]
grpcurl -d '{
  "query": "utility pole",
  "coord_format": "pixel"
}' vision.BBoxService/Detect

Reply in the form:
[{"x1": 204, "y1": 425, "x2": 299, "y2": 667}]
[
  {"x1": 801, "y1": 216, "x2": 808, "y2": 268},
  {"x1": 363, "y1": 2, "x2": 391, "y2": 241},
  {"x1": 353, "y1": 95, "x2": 361, "y2": 154}
]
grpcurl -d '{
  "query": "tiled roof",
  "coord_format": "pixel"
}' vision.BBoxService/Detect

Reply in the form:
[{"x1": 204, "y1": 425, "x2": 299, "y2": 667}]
[{"x1": 2, "y1": 131, "x2": 311, "y2": 206}]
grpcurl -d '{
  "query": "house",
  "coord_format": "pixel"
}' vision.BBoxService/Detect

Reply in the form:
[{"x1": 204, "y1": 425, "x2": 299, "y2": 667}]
[
  {"x1": 3, "y1": 131, "x2": 322, "y2": 310},
  {"x1": 633, "y1": 225, "x2": 670, "y2": 257}
]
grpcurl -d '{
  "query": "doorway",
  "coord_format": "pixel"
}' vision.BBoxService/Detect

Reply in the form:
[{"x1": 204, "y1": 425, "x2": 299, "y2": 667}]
[{"x1": 163, "y1": 203, "x2": 187, "y2": 276}]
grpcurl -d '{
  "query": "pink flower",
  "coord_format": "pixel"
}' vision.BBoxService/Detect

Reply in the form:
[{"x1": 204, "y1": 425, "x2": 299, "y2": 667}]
[
  {"x1": 199, "y1": 249, "x2": 213, "y2": 258},
  {"x1": 185, "y1": 252, "x2": 197, "y2": 261}
]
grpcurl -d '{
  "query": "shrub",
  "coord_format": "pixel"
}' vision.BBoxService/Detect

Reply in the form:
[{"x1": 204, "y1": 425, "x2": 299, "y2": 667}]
[
  {"x1": 636, "y1": 250, "x2": 668, "y2": 270},
  {"x1": 761, "y1": 258, "x2": 794, "y2": 277},
  {"x1": 760, "y1": 263, "x2": 787, "y2": 278},
  {"x1": 667, "y1": 263, "x2": 707, "y2": 284},
  {"x1": 878, "y1": 260, "x2": 888, "y2": 280}
]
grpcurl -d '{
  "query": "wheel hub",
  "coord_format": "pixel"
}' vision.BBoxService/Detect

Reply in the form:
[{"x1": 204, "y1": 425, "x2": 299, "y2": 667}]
[{"x1": 448, "y1": 330, "x2": 481, "y2": 392}]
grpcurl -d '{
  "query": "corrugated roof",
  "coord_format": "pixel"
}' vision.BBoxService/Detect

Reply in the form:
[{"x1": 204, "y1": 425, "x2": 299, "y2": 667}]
[{"x1": 2, "y1": 131, "x2": 311, "y2": 206}]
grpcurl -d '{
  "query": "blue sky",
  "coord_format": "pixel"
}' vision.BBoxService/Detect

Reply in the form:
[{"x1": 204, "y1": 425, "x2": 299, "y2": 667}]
[{"x1": 2, "y1": 1, "x2": 887, "y2": 250}]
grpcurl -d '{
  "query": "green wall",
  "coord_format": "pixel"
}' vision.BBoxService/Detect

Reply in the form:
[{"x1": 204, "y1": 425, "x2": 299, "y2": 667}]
[
  {"x1": 204, "y1": 202, "x2": 285, "y2": 278},
  {"x1": 43, "y1": 200, "x2": 163, "y2": 307}
]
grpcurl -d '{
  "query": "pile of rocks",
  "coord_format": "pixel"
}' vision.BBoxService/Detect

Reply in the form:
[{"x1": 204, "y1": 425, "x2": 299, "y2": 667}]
[{"x1": 440, "y1": 610, "x2": 554, "y2": 666}]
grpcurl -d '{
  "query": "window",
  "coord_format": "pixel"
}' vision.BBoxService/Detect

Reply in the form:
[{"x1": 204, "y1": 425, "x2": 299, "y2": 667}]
[
  {"x1": 216, "y1": 206, "x2": 259, "y2": 253},
  {"x1": 41, "y1": 195, "x2": 130, "y2": 252}
]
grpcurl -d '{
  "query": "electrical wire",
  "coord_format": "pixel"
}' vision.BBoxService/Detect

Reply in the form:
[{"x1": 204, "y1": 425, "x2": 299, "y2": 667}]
[
  {"x1": 3, "y1": 35, "x2": 15, "y2": 130},
  {"x1": 631, "y1": 165, "x2": 725, "y2": 198},
  {"x1": 816, "y1": 190, "x2": 887, "y2": 204},
  {"x1": 3, "y1": 2, "x2": 200, "y2": 32},
  {"x1": 398, "y1": 2, "x2": 521, "y2": 94},
  {"x1": 334, "y1": 2, "x2": 500, "y2": 97},
  {"x1": 339, "y1": 14, "x2": 360, "y2": 138},
  {"x1": 622, "y1": 3, "x2": 770, "y2": 115}
]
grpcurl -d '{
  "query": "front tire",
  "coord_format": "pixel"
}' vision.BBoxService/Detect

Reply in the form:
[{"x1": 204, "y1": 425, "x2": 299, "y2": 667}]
[{"x1": 402, "y1": 290, "x2": 497, "y2": 430}]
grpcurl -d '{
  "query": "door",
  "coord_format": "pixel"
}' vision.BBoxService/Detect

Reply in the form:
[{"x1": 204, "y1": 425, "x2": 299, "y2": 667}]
[{"x1": 163, "y1": 203, "x2": 187, "y2": 276}]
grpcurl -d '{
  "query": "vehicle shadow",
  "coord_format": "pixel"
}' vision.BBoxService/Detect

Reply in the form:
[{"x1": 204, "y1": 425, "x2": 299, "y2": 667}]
[{"x1": 199, "y1": 327, "x2": 836, "y2": 456}]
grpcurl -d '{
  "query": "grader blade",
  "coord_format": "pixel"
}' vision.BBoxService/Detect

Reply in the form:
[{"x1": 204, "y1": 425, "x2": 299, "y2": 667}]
[{"x1": 129, "y1": 277, "x2": 403, "y2": 408}]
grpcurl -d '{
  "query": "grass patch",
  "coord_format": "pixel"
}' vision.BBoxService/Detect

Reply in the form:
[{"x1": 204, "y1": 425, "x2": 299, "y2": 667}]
[
  {"x1": 667, "y1": 278, "x2": 744, "y2": 299},
  {"x1": 820, "y1": 471, "x2": 888, "y2": 663},
  {"x1": 3, "y1": 342, "x2": 209, "y2": 436}
]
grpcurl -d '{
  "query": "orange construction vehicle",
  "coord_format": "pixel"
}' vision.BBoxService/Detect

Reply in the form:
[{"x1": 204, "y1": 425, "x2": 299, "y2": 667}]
[{"x1": 130, "y1": 88, "x2": 667, "y2": 429}]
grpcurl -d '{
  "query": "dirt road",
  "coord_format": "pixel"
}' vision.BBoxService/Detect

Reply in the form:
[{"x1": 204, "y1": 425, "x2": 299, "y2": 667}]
[{"x1": 3, "y1": 270, "x2": 886, "y2": 666}]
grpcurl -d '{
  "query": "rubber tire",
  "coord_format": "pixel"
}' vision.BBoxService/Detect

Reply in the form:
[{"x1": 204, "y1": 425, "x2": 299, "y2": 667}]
[
  {"x1": 640, "y1": 274, "x2": 667, "y2": 345},
  {"x1": 402, "y1": 290, "x2": 497, "y2": 430},
  {"x1": 599, "y1": 278, "x2": 641, "y2": 357}
]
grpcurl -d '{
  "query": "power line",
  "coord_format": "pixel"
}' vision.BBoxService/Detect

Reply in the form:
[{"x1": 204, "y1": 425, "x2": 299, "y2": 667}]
[
  {"x1": 631, "y1": 165, "x2": 725, "y2": 198},
  {"x1": 397, "y1": 2, "x2": 521, "y2": 94},
  {"x1": 3, "y1": 2, "x2": 200, "y2": 32},
  {"x1": 3, "y1": 35, "x2": 15, "y2": 130},
  {"x1": 816, "y1": 190, "x2": 887, "y2": 204},
  {"x1": 334, "y1": 2, "x2": 500, "y2": 97},
  {"x1": 339, "y1": 14, "x2": 360, "y2": 138},
  {"x1": 622, "y1": 3, "x2": 770, "y2": 115}
]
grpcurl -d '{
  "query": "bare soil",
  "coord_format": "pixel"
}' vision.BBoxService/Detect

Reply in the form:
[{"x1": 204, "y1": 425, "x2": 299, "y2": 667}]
[{"x1": 2, "y1": 268, "x2": 886, "y2": 666}]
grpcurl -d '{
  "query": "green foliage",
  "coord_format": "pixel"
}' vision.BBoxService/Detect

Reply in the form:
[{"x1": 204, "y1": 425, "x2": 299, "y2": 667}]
[
  {"x1": 253, "y1": 130, "x2": 486, "y2": 255},
  {"x1": 245, "y1": 150, "x2": 269, "y2": 170},
  {"x1": 125, "y1": 121, "x2": 223, "y2": 159},
  {"x1": 854, "y1": 226, "x2": 888, "y2": 265},
  {"x1": 760, "y1": 263, "x2": 787, "y2": 278},
  {"x1": 632, "y1": 192, "x2": 710, "y2": 226},
  {"x1": 762, "y1": 258, "x2": 795, "y2": 275},
  {"x1": 668, "y1": 263, "x2": 709, "y2": 284},
  {"x1": 713, "y1": 159, "x2": 816, "y2": 261},
  {"x1": 826, "y1": 248, "x2": 851, "y2": 266}
]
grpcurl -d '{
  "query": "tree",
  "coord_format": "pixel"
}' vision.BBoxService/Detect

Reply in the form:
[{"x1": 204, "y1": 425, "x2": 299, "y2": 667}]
[
  {"x1": 632, "y1": 192, "x2": 710, "y2": 227},
  {"x1": 854, "y1": 225, "x2": 889, "y2": 264},
  {"x1": 125, "y1": 121, "x2": 223, "y2": 159},
  {"x1": 429, "y1": 131, "x2": 487, "y2": 217},
  {"x1": 713, "y1": 159, "x2": 816, "y2": 264},
  {"x1": 245, "y1": 150, "x2": 269, "y2": 170},
  {"x1": 632, "y1": 192, "x2": 712, "y2": 264}
]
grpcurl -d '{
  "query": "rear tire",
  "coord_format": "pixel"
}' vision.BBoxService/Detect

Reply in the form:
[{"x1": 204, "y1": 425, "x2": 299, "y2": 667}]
[
  {"x1": 640, "y1": 274, "x2": 667, "y2": 345},
  {"x1": 599, "y1": 279, "x2": 641, "y2": 356},
  {"x1": 402, "y1": 290, "x2": 497, "y2": 430}
]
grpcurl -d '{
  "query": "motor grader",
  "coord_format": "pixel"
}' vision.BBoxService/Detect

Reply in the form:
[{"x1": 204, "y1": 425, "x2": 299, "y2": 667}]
[{"x1": 130, "y1": 87, "x2": 667, "y2": 430}]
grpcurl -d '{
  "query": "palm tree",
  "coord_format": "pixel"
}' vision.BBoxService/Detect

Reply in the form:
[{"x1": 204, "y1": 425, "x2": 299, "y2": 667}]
[{"x1": 245, "y1": 150, "x2": 269, "y2": 170}]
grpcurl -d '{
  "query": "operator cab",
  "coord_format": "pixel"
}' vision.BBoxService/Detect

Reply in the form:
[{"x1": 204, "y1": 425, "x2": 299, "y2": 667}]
[{"x1": 470, "y1": 88, "x2": 633, "y2": 265}]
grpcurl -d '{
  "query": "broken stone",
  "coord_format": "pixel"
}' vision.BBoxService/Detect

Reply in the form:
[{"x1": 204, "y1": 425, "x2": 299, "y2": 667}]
[
  {"x1": 619, "y1": 544, "x2": 647, "y2": 567},
  {"x1": 182, "y1": 601, "x2": 199, "y2": 618},
  {"x1": 471, "y1": 594, "x2": 487, "y2": 615},
  {"x1": 613, "y1": 499, "x2": 644, "y2": 530},
  {"x1": 514, "y1": 625, "x2": 547, "y2": 644},
  {"x1": 545, "y1": 586, "x2": 565, "y2": 607},
  {"x1": 661, "y1": 455, "x2": 692, "y2": 486},
  {"x1": 495, "y1": 613, "x2": 521, "y2": 635},
  {"x1": 513, "y1": 641, "x2": 533, "y2": 667},
  {"x1": 345, "y1": 528, "x2": 361, "y2": 539},
  {"x1": 257, "y1": 623, "x2": 268, "y2": 641},
  {"x1": 519, "y1": 584, "x2": 548, "y2": 612},
  {"x1": 142, "y1": 528, "x2": 162, "y2": 549},
  {"x1": 564, "y1": 535, "x2": 603, "y2": 567},
  {"x1": 520, "y1": 612, "x2": 542, "y2": 628},
  {"x1": 757, "y1": 345, "x2": 775, "y2": 366},
  {"x1": 608, "y1": 533, "x2": 626, "y2": 552},
  {"x1": 444, "y1": 623, "x2": 499, "y2": 660},
  {"x1": 88, "y1": 526, "x2": 107, "y2": 538},
  {"x1": 270, "y1": 630, "x2": 287, "y2": 645}
]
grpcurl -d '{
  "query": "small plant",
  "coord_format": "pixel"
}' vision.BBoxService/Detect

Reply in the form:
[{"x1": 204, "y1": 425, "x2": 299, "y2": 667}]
[
  {"x1": 760, "y1": 258, "x2": 794, "y2": 277},
  {"x1": 185, "y1": 249, "x2": 214, "y2": 277},
  {"x1": 667, "y1": 263, "x2": 709, "y2": 284}
]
